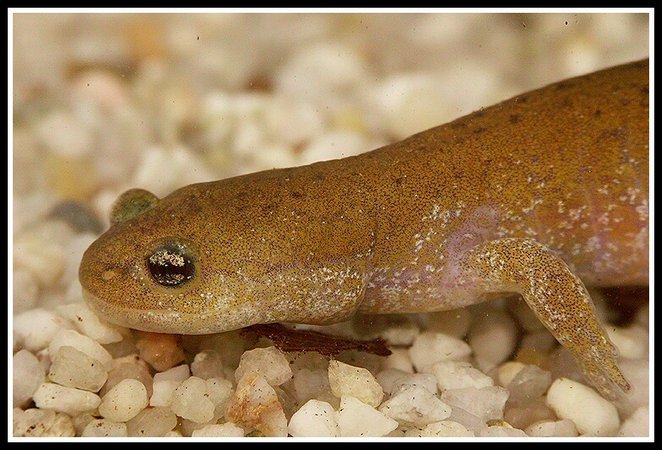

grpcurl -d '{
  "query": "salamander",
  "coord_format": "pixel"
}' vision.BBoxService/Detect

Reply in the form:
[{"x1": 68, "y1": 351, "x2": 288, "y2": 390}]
[{"x1": 79, "y1": 59, "x2": 649, "y2": 399}]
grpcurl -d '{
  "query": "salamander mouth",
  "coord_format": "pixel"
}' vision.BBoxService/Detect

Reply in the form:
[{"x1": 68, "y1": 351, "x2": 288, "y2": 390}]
[{"x1": 81, "y1": 287, "x2": 261, "y2": 335}]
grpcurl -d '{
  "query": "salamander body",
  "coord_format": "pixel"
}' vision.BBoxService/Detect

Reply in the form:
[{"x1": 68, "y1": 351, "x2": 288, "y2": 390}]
[{"x1": 79, "y1": 59, "x2": 649, "y2": 398}]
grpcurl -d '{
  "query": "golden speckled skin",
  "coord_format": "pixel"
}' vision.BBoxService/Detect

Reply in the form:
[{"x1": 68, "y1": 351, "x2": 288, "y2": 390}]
[{"x1": 80, "y1": 59, "x2": 648, "y2": 398}]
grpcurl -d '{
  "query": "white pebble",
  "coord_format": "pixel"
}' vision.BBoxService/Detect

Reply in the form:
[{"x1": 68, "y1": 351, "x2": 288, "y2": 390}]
[
  {"x1": 205, "y1": 377, "x2": 234, "y2": 415},
  {"x1": 13, "y1": 308, "x2": 71, "y2": 352},
  {"x1": 379, "y1": 384, "x2": 451, "y2": 427},
  {"x1": 440, "y1": 386, "x2": 509, "y2": 423},
  {"x1": 48, "y1": 329, "x2": 113, "y2": 370},
  {"x1": 373, "y1": 72, "x2": 456, "y2": 140},
  {"x1": 293, "y1": 368, "x2": 330, "y2": 404},
  {"x1": 55, "y1": 303, "x2": 124, "y2": 344},
  {"x1": 432, "y1": 360, "x2": 494, "y2": 391},
  {"x1": 13, "y1": 408, "x2": 75, "y2": 437},
  {"x1": 13, "y1": 269, "x2": 39, "y2": 313},
  {"x1": 192, "y1": 423, "x2": 245, "y2": 437},
  {"x1": 606, "y1": 324, "x2": 648, "y2": 359},
  {"x1": 546, "y1": 377, "x2": 620, "y2": 436},
  {"x1": 525, "y1": 419, "x2": 578, "y2": 437},
  {"x1": 98, "y1": 379, "x2": 148, "y2": 422},
  {"x1": 150, "y1": 364, "x2": 190, "y2": 407},
  {"x1": 614, "y1": 359, "x2": 649, "y2": 418},
  {"x1": 126, "y1": 407, "x2": 178, "y2": 437},
  {"x1": 497, "y1": 361, "x2": 526, "y2": 387},
  {"x1": 618, "y1": 406, "x2": 649, "y2": 437},
  {"x1": 288, "y1": 399, "x2": 339, "y2": 437},
  {"x1": 507, "y1": 364, "x2": 552, "y2": 403},
  {"x1": 226, "y1": 372, "x2": 288, "y2": 437},
  {"x1": 328, "y1": 360, "x2": 384, "y2": 407},
  {"x1": 48, "y1": 346, "x2": 107, "y2": 392},
  {"x1": 336, "y1": 396, "x2": 399, "y2": 437},
  {"x1": 82, "y1": 419, "x2": 128, "y2": 437},
  {"x1": 36, "y1": 110, "x2": 92, "y2": 158},
  {"x1": 170, "y1": 376, "x2": 215, "y2": 424},
  {"x1": 468, "y1": 308, "x2": 517, "y2": 369},
  {"x1": 409, "y1": 331, "x2": 472, "y2": 372},
  {"x1": 392, "y1": 373, "x2": 438, "y2": 395},
  {"x1": 376, "y1": 369, "x2": 411, "y2": 395},
  {"x1": 425, "y1": 308, "x2": 473, "y2": 338},
  {"x1": 33, "y1": 382, "x2": 101, "y2": 416},
  {"x1": 14, "y1": 229, "x2": 67, "y2": 287},
  {"x1": 381, "y1": 348, "x2": 414, "y2": 373},
  {"x1": 235, "y1": 346, "x2": 292, "y2": 386},
  {"x1": 13, "y1": 349, "x2": 45, "y2": 407},
  {"x1": 418, "y1": 420, "x2": 475, "y2": 437},
  {"x1": 477, "y1": 425, "x2": 528, "y2": 437},
  {"x1": 299, "y1": 131, "x2": 367, "y2": 166},
  {"x1": 191, "y1": 349, "x2": 224, "y2": 379}
]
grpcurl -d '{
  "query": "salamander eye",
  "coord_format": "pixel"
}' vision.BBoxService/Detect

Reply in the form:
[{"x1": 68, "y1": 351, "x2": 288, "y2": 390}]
[{"x1": 147, "y1": 241, "x2": 195, "y2": 287}]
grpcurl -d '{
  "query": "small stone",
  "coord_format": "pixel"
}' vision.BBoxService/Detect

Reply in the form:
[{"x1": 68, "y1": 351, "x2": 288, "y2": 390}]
[
  {"x1": 506, "y1": 364, "x2": 552, "y2": 403},
  {"x1": 497, "y1": 361, "x2": 526, "y2": 387},
  {"x1": 288, "y1": 399, "x2": 339, "y2": 437},
  {"x1": 82, "y1": 419, "x2": 128, "y2": 437},
  {"x1": 192, "y1": 423, "x2": 245, "y2": 437},
  {"x1": 328, "y1": 360, "x2": 384, "y2": 407},
  {"x1": 618, "y1": 406, "x2": 649, "y2": 437},
  {"x1": 234, "y1": 346, "x2": 293, "y2": 386},
  {"x1": 546, "y1": 377, "x2": 620, "y2": 436},
  {"x1": 424, "y1": 308, "x2": 473, "y2": 338},
  {"x1": 150, "y1": 363, "x2": 190, "y2": 407},
  {"x1": 126, "y1": 406, "x2": 178, "y2": 437},
  {"x1": 13, "y1": 308, "x2": 71, "y2": 353},
  {"x1": 13, "y1": 349, "x2": 45, "y2": 407},
  {"x1": 48, "y1": 329, "x2": 112, "y2": 370},
  {"x1": 336, "y1": 396, "x2": 399, "y2": 437},
  {"x1": 525, "y1": 419, "x2": 579, "y2": 437},
  {"x1": 381, "y1": 348, "x2": 414, "y2": 373},
  {"x1": 468, "y1": 308, "x2": 517, "y2": 369},
  {"x1": 13, "y1": 269, "x2": 39, "y2": 314},
  {"x1": 293, "y1": 368, "x2": 330, "y2": 404},
  {"x1": 14, "y1": 231, "x2": 67, "y2": 287},
  {"x1": 226, "y1": 372, "x2": 288, "y2": 437},
  {"x1": 13, "y1": 408, "x2": 75, "y2": 437},
  {"x1": 418, "y1": 420, "x2": 475, "y2": 437},
  {"x1": 170, "y1": 376, "x2": 215, "y2": 424},
  {"x1": 101, "y1": 354, "x2": 153, "y2": 398},
  {"x1": 98, "y1": 379, "x2": 149, "y2": 422},
  {"x1": 477, "y1": 425, "x2": 528, "y2": 437},
  {"x1": 391, "y1": 373, "x2": 438, "y2": 395},
  {"x1": 205, "y1": 377, "x2": 234, "y2": 418},
  {"x1": 606, "y1": 324, "x2": 648, "y2": 359},
  {"x1": 55, "y1": 303, "x2": 124, "y2": 344},
  {"x1": 504, "y1": 397, "x2": 556, "y2": 430},
  {"x1": 378, "y1": 384, "x2": 451, "y2": 427},
  {"x1": 33, "y1": 382, "x2": 101, "y2": 416},
  {"x1": 613, "y1": 359, "x2": 649, "y2": 418},
  {"x1": 135, "y1": 332, "x2": 185, "y2": 372},
  {"x1": 71, "y1": 412, "x2": 96, "y2": 436},
  {"x1": 191, "y1": 349, "x2": 224, "y2": 379},
  {"x1": 376, "y1": 369, "x2": 411, "y2": 395},
  {"x1": 440, "y1": 386, "x2": 509, "y2": 423},
  {"x1": 432, "y1": 360, "x2": 494, "y2": 391},
  {"x1": 409, "y1": 331, "x2": 472, "y2": 372},
  {"x1": 48, "y1": 346, "x2": 107, "y2": 392}
]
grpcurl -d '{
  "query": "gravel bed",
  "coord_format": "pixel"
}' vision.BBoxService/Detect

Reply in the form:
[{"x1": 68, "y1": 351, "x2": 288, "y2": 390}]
[{"x1": 12, "y1": 12, "x2": 650, "y2": 439}]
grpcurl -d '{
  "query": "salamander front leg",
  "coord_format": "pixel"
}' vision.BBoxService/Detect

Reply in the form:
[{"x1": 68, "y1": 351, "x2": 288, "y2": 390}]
[{"x1": 461, "y1": 238, "x2": 630, "y2": 399}]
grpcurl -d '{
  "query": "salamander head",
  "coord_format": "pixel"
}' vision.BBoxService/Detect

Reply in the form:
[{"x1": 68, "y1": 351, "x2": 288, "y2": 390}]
[{"x1": 78, "y1": 187, "x2": 274, "y2": 335}]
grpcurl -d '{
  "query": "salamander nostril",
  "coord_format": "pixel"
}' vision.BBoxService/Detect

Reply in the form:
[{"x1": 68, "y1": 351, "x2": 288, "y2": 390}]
[{"x1": 147, "y1": 241, "x2": 195, "y2": 287}]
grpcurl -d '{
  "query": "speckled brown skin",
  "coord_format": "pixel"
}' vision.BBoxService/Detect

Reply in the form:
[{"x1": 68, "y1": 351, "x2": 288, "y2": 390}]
[{"x1": 80, "y1": 59, "x2": 648, "y2": 399}]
